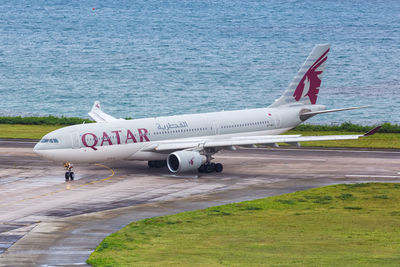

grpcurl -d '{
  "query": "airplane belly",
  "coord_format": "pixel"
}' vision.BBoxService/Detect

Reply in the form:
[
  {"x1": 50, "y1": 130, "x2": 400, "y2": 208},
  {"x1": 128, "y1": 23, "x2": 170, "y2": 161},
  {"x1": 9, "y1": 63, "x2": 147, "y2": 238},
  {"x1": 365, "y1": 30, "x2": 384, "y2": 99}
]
[
  {"x1": 36, "y1": 143, "x2": 140, "y2": 163},
  {"x1": 128, "y1": 151, "x2": 168, "y2": 161}
]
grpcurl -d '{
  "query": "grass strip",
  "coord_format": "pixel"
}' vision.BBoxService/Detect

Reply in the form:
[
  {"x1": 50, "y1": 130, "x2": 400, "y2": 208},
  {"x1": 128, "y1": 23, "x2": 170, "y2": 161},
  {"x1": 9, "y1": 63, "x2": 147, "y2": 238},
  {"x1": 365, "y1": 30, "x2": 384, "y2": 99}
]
[
  {"x1": 283, "y1": 131, "x2": 400, "y2": 149},
  {"x1": 0, "y1": 116, "x2": 92, "y2": 125},
  {"x1": 0, "y1": 124, "x2": 64, "y2": 139},
  {"x1": 294, "y1": 122, "x2": 400, "y2": 133},
  {"x1": 88, "y1": 183, "x2": 400, "y2": 266}
]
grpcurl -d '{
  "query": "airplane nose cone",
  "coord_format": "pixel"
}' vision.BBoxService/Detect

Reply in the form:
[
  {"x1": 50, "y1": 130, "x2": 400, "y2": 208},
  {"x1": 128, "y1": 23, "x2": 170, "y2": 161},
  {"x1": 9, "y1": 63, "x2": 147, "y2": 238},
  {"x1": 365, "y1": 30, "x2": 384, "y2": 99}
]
[
  {"x1": 33, "y1": 142, "x2": 43, "y2": 154},
  {"x1": 33, "y1": 143, "x2": 50, "y2": 160}
]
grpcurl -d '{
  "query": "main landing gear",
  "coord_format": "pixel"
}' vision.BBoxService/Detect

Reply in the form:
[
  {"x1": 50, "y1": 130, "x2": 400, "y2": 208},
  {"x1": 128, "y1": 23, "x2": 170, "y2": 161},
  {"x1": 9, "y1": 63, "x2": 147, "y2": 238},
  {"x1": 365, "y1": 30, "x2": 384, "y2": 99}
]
[
  {"x1": 64, "y1": 162, "x2": 74, "y2": 181},
  {"x1": 198, "y1": 151, "x2": 223, "y2": 174},
  {"x1": 198, "y1": 162, "x2": 223, "y2": 173}
]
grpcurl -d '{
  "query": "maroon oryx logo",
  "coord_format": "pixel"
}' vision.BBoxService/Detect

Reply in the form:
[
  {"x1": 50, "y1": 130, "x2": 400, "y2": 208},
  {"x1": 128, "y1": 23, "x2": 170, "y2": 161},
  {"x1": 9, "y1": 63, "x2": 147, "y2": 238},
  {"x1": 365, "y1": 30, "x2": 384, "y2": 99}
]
[
  {"x1": 189, "y1": 157, "x2": 195, "y2": 166},
  {"x1": 293, "y1": 48, "x2": 329, "y2": 104}
]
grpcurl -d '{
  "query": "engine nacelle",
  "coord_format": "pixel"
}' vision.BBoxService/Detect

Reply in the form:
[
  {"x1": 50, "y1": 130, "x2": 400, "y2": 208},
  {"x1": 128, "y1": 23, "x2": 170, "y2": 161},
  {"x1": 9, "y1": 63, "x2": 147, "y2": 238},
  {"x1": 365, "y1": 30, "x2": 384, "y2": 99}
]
[{"x1": 167, "y1": 151, "x2": 206, "y2": 173}]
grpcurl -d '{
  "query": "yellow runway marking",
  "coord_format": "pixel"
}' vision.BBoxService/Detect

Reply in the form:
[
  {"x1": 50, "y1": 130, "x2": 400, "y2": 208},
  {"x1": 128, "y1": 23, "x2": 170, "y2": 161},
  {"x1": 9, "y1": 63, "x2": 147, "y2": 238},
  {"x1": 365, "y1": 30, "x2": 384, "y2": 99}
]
[{"x1": 0, "y1": 164, "x2": 115, "y2": 208}]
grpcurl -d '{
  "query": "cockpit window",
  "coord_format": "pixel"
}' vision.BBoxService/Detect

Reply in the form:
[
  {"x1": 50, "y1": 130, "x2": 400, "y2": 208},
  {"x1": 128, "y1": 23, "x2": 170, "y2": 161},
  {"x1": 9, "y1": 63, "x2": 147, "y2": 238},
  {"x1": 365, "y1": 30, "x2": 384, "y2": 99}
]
[{"x1": 41, "y1": 138, "x2": 59, "y2": 143}]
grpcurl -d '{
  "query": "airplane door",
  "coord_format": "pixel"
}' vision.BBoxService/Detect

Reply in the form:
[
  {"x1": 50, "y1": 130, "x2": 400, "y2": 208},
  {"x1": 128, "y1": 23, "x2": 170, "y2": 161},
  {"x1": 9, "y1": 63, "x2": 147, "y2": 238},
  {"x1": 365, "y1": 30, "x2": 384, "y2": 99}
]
[
  {"x1": 272, "y1": 113, "x2": 281, "y2": 128},
  {"x1": 211, "y1": 121, "x2": 219, "y2": 135},
  {"x1": 72, "y1": 132, "x2": 80, "y2": 149}
]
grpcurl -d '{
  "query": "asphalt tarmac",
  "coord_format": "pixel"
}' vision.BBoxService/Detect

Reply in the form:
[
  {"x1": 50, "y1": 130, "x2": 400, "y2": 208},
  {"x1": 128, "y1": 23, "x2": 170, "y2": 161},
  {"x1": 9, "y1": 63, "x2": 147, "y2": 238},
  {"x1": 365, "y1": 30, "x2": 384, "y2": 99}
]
[{"x1": 0, "y1": 139, "x2": 399, "y2": 266}]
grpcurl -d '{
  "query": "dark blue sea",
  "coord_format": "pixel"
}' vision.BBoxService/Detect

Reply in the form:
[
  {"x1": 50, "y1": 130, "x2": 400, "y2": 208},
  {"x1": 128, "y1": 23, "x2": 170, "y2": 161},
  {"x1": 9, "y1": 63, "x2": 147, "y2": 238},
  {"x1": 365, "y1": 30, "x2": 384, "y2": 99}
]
[{"x1": 1, "y1": 0, "x2": 399, "y2": 125}]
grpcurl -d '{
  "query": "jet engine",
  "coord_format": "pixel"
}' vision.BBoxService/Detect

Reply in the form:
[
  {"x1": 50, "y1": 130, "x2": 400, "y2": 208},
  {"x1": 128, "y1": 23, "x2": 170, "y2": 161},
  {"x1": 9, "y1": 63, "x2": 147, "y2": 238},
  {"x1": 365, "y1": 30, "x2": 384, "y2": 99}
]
[{"x1": 167, "y1": 150, "x2": 206, "y2": 173}]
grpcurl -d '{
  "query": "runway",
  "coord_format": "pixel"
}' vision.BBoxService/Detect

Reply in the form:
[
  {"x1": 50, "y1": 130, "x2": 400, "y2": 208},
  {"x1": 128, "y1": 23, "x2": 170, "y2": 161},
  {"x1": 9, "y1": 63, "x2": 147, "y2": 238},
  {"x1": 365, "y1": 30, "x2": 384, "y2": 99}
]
[{"x1": 0, "y1": 140, "x2": 399, "y2": 266}]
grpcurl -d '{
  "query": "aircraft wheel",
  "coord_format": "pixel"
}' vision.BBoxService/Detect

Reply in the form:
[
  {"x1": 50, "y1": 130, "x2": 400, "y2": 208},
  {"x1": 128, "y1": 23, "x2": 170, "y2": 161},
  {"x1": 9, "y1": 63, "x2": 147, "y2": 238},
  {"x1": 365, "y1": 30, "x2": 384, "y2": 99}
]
[
  {"x1": 206, "y1": 163, "x2": 215, "y2": 173},
  {"x1": 148, "y1": 161, "x2": 155, "y2": 168},
  {"x1": 155, "y1": 160, "x2": 166, "y2": 168},
  {"x1": 198, "y1": 165, "x2": 205, "y2": 173},
  {"x1": 69, "y1": 172, "x2": 74, "y2": 180},
  {"x1": 149, "y1": 160, "x2": 166, "y2": 168},
  {"x1": 65, "y1": 172, "x2": 70, "y2": 181},
  {"x1": 215, "y1": 163, "x2": 223, "y2": 173}
]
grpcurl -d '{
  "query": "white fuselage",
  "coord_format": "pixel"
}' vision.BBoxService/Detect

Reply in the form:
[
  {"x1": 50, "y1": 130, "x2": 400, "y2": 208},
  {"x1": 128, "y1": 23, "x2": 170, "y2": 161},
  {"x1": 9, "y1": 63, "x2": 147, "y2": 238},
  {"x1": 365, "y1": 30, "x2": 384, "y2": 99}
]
[{"x1": 33, "y1": 104, "x2": 325, "y2": 163}]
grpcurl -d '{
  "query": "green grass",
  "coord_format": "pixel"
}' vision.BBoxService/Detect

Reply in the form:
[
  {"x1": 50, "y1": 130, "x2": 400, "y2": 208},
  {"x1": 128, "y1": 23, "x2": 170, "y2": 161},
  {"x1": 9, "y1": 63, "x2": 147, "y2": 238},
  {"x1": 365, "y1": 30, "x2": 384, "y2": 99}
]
[
  {"x1": 0, "y1": 124, "x2": 64, "y2": 139},
  {"x1": 294, "y1": 122, "x2": 400, "y2": 133},
  {"x1": 284, "y1": 131, "x2": 400, "y2": 149},
  {"x1": 0, "y1": 115, "x2": 92, "y2": 125},
  {"x1": 87, "y1": 183, "x2": 400, "y2": 266}
]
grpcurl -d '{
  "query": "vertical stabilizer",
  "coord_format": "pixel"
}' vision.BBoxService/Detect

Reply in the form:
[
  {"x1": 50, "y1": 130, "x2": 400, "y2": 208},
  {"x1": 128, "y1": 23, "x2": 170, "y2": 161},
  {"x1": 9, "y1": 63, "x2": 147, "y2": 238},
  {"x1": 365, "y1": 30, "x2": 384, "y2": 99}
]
[{"x1": 270, "y1": 44, "x2": 330, "y2": 107}]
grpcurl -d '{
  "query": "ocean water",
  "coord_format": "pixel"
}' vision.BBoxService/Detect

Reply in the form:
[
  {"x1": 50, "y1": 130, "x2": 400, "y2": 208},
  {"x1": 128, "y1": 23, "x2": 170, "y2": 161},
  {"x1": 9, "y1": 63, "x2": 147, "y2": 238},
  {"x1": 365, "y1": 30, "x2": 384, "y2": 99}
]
[{"x1": 0, "y1": 0, "x2": 399, "y2": 125}]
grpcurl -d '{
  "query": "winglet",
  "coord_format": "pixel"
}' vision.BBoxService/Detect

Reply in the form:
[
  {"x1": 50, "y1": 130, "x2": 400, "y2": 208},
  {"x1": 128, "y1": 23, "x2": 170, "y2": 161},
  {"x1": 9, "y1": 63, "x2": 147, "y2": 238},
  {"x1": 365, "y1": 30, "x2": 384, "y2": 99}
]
[
  {"x1": 363, "y1": 125, "x2": 381, "y2": 137},
  {"x1": 88, "y1": 101, "x2": 120, "y2": 123}
]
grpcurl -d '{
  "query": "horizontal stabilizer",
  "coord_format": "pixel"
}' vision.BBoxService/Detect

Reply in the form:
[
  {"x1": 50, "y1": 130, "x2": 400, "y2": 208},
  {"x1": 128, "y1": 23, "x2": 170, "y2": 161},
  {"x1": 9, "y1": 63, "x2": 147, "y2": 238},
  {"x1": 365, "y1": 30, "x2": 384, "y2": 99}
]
[
  {"x1": 300, "y1": 106, "x2": 368, "y2": 120},
  {"x1": 88, "y1": 101, "x2": 122, "y2": 123}
]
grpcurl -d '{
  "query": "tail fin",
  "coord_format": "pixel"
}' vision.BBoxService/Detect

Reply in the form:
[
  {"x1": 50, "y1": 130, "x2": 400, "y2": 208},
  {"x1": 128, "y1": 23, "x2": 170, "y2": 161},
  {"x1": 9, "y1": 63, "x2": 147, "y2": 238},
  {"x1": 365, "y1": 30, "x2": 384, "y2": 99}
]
[{"x1": 270, "y1": 44, "x2": 330, "y2": 107}]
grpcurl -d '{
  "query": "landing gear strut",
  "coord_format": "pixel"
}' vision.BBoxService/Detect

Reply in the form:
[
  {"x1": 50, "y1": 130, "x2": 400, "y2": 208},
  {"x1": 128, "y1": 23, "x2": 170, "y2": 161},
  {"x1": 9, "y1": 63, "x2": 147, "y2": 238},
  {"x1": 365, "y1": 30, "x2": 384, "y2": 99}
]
[
  {"x1": 198, "y1": 162, "x2": 223, "y2": 173},
  {"x1": 64, "y1": 162, "x2": 74, "y2": 181},
  {"x1": 197, "y1": 150, "x2": 223, "y2": 174}
]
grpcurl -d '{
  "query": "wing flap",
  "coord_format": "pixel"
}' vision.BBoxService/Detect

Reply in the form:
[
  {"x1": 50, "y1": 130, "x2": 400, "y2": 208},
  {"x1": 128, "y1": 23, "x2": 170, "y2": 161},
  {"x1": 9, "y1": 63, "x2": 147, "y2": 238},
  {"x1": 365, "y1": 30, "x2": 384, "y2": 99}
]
[
  {"x1": 143, "y1": 135, "x2": 301, "y2": 152},
  {"x1": 203, "y1": 134, "x2": 362, "y2": 148},
  {"x1": 142, "y1": 126, "x2": 379, "y2": 153},
  {"x1": 145, "y1": 134, "x2": 362, "y2": 152}
]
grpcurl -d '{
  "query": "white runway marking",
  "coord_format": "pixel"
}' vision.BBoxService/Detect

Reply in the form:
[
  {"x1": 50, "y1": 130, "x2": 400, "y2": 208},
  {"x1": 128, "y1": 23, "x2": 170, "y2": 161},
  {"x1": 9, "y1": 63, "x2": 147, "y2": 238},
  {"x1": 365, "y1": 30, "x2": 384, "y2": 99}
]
[
  {"x1": 217, "y1": 155, "x2": 326, "y2": 162},
  {"x1": 162, "y1": 174, "x2": 199, "y2": 179},
  {"x1": 345, "y1": 174, "x2": 400, "y2": 179}
]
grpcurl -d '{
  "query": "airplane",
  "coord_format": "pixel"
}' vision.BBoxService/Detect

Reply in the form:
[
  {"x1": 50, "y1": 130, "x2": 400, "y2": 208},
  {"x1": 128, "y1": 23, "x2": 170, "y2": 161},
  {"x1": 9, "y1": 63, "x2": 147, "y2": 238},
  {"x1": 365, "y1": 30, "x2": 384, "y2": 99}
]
[{"x1": 33, "y1": 44, "x2": 380, "y2": 180}]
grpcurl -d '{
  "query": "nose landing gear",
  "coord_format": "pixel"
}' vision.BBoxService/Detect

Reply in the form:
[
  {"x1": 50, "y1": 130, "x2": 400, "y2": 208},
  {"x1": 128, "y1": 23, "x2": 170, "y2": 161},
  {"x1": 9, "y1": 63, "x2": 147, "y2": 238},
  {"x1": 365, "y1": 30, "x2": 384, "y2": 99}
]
[{"x1": 64, "y1": 162, "x2": 74, "y2": 181}]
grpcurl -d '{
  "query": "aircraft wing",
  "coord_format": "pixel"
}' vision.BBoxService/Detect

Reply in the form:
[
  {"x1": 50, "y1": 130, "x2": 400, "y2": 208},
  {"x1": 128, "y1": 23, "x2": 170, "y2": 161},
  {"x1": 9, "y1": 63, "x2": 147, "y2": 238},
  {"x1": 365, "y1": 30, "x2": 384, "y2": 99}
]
[
  {"x1": 142, "y1": 126, "x2": 381, "y2": 152},
  {"x1": 88, "y1": 101, "x2": 122, "y2": 123}
]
